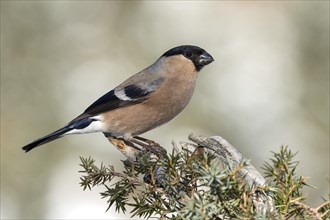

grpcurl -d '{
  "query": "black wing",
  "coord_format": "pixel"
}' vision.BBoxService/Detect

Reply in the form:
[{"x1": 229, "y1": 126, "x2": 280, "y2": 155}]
[{"x1": 81, "y1": 84, "x2": 153, "y2": 116}]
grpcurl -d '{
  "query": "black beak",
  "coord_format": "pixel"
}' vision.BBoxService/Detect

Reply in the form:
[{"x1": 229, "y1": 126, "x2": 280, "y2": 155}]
[
  {"x1": 196, "y1": 51, "x2": 214, "y2": 71},
  {"x1": 198, "y1": 51, "x2": 214, "y2": 66}
]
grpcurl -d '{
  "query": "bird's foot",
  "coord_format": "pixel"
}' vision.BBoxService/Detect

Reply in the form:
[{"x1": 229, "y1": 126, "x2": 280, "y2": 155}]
[{"x1": 131, "y1": 136, "x2": 167, "y2": 158}]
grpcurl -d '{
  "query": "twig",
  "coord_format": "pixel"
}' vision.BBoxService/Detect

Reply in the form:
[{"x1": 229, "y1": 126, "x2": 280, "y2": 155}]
[
  {"x1": 293, "y1": 201, "x2": 323, "y2": 220},
  {"x1": 188, "y1": 134, "x2": 278, "y2": 219}
]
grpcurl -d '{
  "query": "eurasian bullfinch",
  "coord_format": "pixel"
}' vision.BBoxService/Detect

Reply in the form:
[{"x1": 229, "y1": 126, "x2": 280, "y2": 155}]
[{"x1": 22, "y1": 45, "x2": 214, "y2": 152}]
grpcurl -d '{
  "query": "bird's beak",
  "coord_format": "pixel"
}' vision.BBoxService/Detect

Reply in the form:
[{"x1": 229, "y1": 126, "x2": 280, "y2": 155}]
[{"x1": 198, "y1": 52, "x2": 214, "y2": 66}]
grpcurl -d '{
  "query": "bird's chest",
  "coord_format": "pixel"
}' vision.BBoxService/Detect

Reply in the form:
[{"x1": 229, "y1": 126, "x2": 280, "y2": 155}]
[{"x1": 148, "y1": 74, "x2": 197, "y2": 112}]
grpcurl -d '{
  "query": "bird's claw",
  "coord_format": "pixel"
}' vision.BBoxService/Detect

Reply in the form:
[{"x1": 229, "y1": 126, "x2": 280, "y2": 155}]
[{"x1": 132, "y1": 136, "x2": 167, "y2": 158}]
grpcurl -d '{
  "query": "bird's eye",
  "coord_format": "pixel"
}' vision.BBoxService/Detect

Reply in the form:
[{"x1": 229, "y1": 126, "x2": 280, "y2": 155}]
[{"x1": 186, "y1": 52, "x2": 192, "y2": 58}]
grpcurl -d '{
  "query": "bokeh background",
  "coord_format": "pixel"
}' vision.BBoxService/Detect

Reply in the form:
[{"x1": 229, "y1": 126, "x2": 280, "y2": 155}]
[{"x1": 1, "y1": 1, "x2": 329, "y2": 219}]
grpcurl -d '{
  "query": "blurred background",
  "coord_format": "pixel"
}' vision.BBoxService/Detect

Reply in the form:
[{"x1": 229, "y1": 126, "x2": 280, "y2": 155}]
[{"x1": 1, "y1": 1, "x2": 329, "y2": 219}]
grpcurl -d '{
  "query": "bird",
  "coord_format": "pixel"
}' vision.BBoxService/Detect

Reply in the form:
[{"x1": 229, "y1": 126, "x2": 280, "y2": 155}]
[{"x1": 22, "y1": 45, "x2": 214, "y2": 152}]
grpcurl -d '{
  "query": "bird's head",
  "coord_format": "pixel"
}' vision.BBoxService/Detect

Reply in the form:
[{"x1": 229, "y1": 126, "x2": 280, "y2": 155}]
[{"x1": 162, "y1": 45, "x2": 214, "y2": 71}]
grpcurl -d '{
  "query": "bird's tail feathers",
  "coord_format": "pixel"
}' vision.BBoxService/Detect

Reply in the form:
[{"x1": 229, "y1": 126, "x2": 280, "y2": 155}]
[
  {"x1": 22, "y1": 116, "x2": 101, "y2": 153},
  {"x1": 22, "y1": 126, "x2": 72, "y2": 153}
]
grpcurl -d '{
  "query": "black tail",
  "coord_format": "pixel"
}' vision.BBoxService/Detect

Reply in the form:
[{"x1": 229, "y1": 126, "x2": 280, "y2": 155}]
[
  {"x1": 22, "y1": 117, "x2": 99, "y2": 153},
  {"x1": 22, "y1": 126, "x2": 72, "y2": 153}
]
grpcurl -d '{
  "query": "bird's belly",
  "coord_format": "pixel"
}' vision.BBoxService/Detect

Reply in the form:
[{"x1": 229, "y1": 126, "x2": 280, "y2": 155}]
[{"x1": 102, "y1": 94, "x2": 192, "y2": 137}]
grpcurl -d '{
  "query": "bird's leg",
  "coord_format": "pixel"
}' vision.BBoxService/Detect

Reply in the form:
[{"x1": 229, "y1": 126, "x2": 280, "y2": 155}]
[
  {"x1": 131, "y1": 137, "x2": 166, "y2": 157},
  {"x1": 129, "y1": 136, "x2": 167, "y2": 158},
  {"x1": 134, "y1": 136, "x2": 161, "y2": 147}
]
